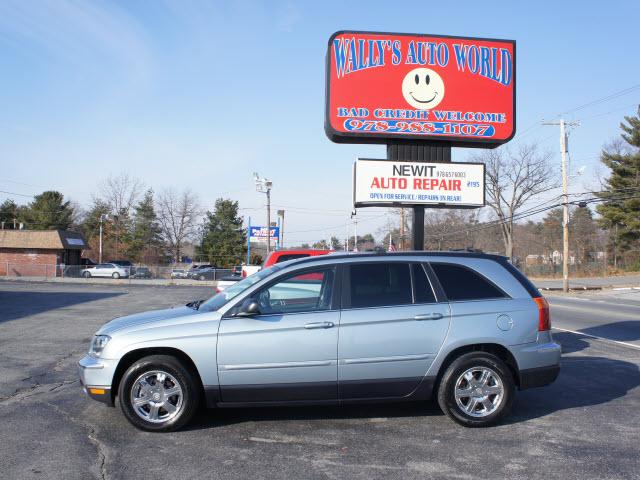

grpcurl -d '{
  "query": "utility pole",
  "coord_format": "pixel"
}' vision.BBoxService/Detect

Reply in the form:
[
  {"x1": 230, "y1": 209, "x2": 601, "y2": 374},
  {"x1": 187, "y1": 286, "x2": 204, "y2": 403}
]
[
  {"x1": 351, "y1": 210, "x2": 358, "y2": 251},
  {"x1": 543, "y1": 119, "x2": 579, "y2": 292},
  {"x1": 277, "y1": 210, "x2": 285, "y2": 249},
  {"x1": 345, "y1": 221, "x2": 349, "y2": 251},
  {"x1": 254, "y1": 173, "x2": 273, "y2": 255},
  {"x1": 399, "y1": 208, "x2": 405, "y2": 251}
]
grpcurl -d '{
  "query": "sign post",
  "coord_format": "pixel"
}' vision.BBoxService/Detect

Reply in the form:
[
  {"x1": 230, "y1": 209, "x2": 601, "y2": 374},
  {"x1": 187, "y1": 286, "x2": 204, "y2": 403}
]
[
  {"x1": 326, "y1": 30, "x2": 515, "y2": 250},
  {"x1": 246, "y1": 216, "x2": 251, "y2": 265}
]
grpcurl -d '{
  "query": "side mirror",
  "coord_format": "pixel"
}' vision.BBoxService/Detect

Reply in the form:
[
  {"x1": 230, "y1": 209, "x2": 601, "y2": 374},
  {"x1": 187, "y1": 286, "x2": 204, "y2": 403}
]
[{"x1": 236, "y1": 298, "x2": 261, "y2": 317}]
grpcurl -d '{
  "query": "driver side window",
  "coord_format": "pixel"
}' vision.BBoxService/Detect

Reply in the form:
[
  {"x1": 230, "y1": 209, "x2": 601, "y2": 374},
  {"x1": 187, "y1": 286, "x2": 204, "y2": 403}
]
[{"x1": 255, "y1": 267, "x2": 335, "y2": 315}]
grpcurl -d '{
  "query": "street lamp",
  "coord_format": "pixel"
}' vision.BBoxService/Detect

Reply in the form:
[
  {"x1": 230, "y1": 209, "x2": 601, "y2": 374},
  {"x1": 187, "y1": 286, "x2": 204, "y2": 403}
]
[
  {"x1": 254, "y1": 172, "x2": 273, "y2": 255},
  {"x1": 99, "y1": 214, "x2": 109, "y2": 264}
]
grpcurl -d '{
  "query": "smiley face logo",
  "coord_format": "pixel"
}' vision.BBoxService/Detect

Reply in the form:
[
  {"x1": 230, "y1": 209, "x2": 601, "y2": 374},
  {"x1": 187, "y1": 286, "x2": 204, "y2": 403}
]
[{"x1": 401, "y1": 68, "x2": 445, "y2": 109}]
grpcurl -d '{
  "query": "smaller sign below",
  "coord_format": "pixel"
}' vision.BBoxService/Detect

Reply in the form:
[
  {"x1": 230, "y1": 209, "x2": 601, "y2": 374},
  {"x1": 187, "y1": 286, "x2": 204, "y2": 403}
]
[
  {"x1": 354, "y1": 159, "x2": 485, "y2": 208},
  {"x1": 249, "y1": 226, "x2": 280, "y2": 244}
]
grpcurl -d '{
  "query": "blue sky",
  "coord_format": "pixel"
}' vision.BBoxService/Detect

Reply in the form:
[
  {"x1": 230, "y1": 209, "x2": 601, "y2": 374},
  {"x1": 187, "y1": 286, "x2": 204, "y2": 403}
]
[{"x1": 0, "y1": 0, "x2": 638, "y2": 246}]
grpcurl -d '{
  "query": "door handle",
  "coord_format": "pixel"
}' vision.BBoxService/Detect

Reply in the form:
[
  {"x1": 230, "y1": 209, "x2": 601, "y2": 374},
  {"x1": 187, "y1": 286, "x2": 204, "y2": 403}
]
[
  {"x1": 305, "y1": 321, "x2": 335, "y2": 329},
  {"x1": 414, "y1": 313, "x2": 443, "y2": 321}
]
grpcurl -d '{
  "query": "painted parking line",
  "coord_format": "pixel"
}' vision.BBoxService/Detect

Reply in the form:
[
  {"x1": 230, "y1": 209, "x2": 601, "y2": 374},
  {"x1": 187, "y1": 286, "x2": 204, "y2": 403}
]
[
  {"x1": 552, "y1": 327, "x2": 640, "y2": 351},
  {"x1": 549, "y1": 302, "x2": 640, "y2": 319}
]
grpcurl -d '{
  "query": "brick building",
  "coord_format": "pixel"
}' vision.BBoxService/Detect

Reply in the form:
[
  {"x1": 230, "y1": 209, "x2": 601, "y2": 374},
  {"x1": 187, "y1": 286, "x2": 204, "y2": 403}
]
[{"x1": 0, "y1": 230, "x2": 88, "y2": 277}]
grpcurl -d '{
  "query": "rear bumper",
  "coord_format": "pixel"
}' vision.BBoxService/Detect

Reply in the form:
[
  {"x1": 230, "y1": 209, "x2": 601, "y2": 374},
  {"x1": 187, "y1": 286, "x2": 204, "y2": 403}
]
[{"x1": 519, "y1": 365, "x2": 560, "y2": 390}]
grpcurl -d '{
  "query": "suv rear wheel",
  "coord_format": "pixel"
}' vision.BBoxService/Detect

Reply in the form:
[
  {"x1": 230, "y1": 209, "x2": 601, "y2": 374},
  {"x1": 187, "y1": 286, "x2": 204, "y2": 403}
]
[
  {"x1": 437, "y1": 352, "x2": 515, "y2": 427},
  {"x1": 112, "y1": 272, "x2": 120, "y2": 279},
  {"x1": 118, "y1": 355, "x2": 200, "y2": 432}
]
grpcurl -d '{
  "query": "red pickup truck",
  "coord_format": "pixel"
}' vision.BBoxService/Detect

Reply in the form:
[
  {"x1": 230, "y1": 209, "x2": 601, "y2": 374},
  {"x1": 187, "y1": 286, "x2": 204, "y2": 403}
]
[{"x1": 241, "y1": 249, "x2": 333, "y2": 278}]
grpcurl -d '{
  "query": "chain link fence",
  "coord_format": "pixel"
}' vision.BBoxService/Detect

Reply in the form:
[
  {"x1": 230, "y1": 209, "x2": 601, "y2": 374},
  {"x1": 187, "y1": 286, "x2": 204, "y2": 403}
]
[
  {"x1": 0, "y1": 263, "x2": 234, "y2": 283},
  {"x1": 524, "y1": 262, "x2": 608, "y2": 278}
]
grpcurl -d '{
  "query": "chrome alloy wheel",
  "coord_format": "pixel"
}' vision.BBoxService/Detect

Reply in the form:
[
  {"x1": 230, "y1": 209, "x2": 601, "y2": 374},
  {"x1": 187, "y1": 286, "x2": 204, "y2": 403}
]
[
  {"x1": 454, "y1": 366, "x2": 504, "y2": 418},
  {"x1": 130, "y1": 370, "x2": 183, "y2": 424}
]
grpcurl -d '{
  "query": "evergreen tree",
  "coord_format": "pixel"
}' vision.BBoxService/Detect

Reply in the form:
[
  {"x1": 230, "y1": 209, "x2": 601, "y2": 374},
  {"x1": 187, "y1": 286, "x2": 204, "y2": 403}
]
[
  {"x1": 22, "y1": 191, "x2": 75, "y2": 230},
  {"x1": 312, "y1": 239, "x2": 330, "y2": 249},
  {"x1": 570, "y1": 207, "x2": 597, "y2": 263},
  {"x1": 596, "y1": 106, "x2": 640, "y2": 253},
  {"x1": 0, "y1": 199, "x2": 21, "y2": 228},
  {"x1": 130, "y1": 189, "x2": 163, "y2": 263},
  {"x1": 199, "y1": 198, "x2": 246, "y2": 268},
  {"x1": 541, "y1": 208, "x2": 563, "y2": 254}
]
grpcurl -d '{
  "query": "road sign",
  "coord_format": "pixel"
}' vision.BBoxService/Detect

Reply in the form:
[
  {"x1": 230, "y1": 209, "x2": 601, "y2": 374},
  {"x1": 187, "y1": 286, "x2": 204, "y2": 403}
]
[
  {"x1": 353, "y1": 159, "x2": 485, "y2": 208},
  {"x1": 326, "y1": 31, "x2": 515, "y2": 147}
]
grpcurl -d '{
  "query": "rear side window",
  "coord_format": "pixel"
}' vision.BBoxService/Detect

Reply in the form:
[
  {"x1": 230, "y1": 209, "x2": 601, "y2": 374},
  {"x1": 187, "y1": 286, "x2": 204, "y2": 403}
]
[
  {"x1": 431, "y1": 263, "x2": 506, "y2": 301},
  {"x1": 275, "y1": 254, "x2": 309, "y2": 263},
  {"x1": 349, "y1": 263, "x2": 412, "y2": 308},
  {"x1": 412, "y1": 263, "x2": 436, "y2": 304},
  {"x1": 499, "y1": 260, "x2": 542, "y2": 298}
]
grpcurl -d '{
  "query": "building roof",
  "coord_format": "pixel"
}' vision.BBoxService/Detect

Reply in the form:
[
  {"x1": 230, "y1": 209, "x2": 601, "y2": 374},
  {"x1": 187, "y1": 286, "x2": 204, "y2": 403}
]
[{"x1": 0, "y1": 229, "x2": 89, "y2": 250}]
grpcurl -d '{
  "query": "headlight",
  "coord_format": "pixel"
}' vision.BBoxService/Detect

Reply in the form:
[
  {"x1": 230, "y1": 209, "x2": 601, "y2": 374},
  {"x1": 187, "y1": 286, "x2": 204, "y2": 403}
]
[{"x1": 89, "y1": 335, "x2": 111, "y2": 357}]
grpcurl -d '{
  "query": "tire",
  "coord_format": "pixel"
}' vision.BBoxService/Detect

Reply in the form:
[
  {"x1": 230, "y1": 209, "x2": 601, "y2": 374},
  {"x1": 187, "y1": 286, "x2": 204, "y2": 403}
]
[
  {"x1": 198, "y1": 275, "x2": 205, "y2": 281},
  {"x1": 112, "y1": 272, "x2": 120, "y2": 279},
  {"x1": 118, "y1": 355, "x2": 201, "y2": 432},
  {"x1": 83, "y1": 271, "x2": 91, "y2": 278},
  {"x1": 437, "y1": 352, "x2": 515, "y2": 427}
]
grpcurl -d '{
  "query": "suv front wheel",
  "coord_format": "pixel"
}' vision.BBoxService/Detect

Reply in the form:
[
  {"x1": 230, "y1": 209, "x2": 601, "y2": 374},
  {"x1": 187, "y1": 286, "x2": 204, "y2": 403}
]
[
  {"x1": 437, "y1": 352, "x2": 515, "y2": 427},
  {"x1": 118, "y1": 355, "x2": 200, "y2": 432}
]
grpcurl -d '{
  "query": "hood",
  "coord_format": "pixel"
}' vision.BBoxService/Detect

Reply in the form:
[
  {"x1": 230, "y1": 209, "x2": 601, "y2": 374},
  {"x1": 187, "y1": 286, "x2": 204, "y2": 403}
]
[{"x1": 97, "y1": 305, "x2": 201, "y2": 336}]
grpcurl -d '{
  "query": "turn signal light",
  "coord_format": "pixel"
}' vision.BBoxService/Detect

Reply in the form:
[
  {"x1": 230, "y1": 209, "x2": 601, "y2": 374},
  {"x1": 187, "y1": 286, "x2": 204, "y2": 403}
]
[
  {"x1": 533, "y1": 297, "x2": 550, "y2": 331},
  {"x1": 89, "y1": 388, "x2": 105, "y2": 395}
]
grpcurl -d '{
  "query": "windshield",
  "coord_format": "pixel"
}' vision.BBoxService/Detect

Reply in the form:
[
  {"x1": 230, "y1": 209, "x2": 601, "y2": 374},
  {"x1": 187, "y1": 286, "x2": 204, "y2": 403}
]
[{"x1": 199, "y1": 265, "x2": 281, "y2": 312}]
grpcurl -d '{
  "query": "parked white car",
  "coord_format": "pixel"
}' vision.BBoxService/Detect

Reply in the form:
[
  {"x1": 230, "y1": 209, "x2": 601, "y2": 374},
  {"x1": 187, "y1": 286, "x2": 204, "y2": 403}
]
[
  {"x1": 215, "y1": 275, "x2": 241, "y2": 293},
  {"x1": 81, "y1": 263, "x2": 129, "y2": 279},
  {"x1": 170, "y1": 269, "x2": 187, "y2": 279}
]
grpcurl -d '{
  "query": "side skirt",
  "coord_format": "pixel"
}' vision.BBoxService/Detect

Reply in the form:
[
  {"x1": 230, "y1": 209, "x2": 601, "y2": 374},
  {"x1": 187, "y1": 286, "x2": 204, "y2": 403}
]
[{"x1": 203, "y1": 376, "x2": 437, "y2": 408}]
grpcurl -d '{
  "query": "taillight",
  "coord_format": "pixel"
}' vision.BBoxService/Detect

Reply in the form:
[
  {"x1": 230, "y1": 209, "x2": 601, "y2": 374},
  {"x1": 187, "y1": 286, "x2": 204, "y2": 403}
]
[
  {"x1": 242, "y1": 270, "x2": 247, "y2": 278},
  {"x1": 533, "y1": 297, "x2": 550, "y2": 331}
]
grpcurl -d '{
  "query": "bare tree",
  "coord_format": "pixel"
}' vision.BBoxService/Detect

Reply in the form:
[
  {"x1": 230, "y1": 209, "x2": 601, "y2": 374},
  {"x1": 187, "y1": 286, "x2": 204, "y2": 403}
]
[
  {"x1": 98, "y1": 173, "x2": 144, "y2": 216},
  {"x1": 157, "y1": 188, "x2": 201, "y2": 262},
  {"x1": 472, "y1": 144, "x2": 557, "y2": 260},
  {"x1": 96, "y1": 174, "x2": 144, "y2": 258}
]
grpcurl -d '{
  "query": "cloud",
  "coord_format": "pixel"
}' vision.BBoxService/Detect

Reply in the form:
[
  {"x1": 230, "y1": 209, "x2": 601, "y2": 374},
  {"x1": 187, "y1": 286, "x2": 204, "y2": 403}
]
[{"x1": 0, "y1": 0, "x2": 154, "y2": 84}]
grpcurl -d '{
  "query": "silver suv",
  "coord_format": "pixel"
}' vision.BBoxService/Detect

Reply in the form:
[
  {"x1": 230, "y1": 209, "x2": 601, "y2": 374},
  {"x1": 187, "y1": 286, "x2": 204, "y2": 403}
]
[{"x1": 78, "y1": 252, "x2": 560, "y2": 431}]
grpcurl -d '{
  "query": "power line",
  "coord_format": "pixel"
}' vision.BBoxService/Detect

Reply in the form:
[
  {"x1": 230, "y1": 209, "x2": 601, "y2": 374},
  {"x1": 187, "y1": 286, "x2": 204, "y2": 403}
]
[
  {"x1": 0, "y1": 179, "x2": 48, "y2": 189},
  {"x1": 425, "y1": 191, "x2": 640, "y2": 240},
  {"x1": 561, "y1": 83, "x2": 640, "y2": 116},
  {"x1": 0, "y1": 190, "x2": 35, "y2": 198}
]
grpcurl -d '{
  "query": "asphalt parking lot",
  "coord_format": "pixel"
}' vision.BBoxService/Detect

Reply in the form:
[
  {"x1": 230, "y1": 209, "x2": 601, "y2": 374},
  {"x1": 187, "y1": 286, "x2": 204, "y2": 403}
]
[{"x1": 0, "y1": 282, "x2": 639, "y2": 480}]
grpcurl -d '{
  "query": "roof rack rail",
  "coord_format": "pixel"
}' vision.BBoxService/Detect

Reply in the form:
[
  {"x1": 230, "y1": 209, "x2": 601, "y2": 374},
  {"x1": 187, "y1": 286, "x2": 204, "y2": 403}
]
[{"x1": 449, "y1": 247, "x2": 484, "y2": 253}]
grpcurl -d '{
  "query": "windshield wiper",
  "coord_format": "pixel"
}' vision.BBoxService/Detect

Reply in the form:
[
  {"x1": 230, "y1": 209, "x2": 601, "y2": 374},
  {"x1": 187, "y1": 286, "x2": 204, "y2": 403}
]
[{"x1": 186, "y1": 299, "x2": 204, "y2": 310}]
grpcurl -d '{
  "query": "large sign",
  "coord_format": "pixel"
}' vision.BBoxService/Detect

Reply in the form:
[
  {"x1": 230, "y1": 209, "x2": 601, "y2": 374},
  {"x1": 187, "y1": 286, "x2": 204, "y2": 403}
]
[
  {"x1": 354, "y1": 159, "x2": 485, "y2": 208},
  {"x1": 249, "y1": 226, "x2": 279, "y2": 244},
  {"x1": 326, "y1": 31, "x2": 516, "y2": 147}
]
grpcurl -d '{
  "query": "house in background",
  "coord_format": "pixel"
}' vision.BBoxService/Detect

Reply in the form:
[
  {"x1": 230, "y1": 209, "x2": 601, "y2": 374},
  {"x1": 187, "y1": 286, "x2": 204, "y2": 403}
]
[{"x1": 0, "y1": 230, "x2": 88, "y2": 277}]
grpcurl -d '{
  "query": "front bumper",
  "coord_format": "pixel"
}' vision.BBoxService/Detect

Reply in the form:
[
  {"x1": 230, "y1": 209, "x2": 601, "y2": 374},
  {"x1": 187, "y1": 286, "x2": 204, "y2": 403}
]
[{"x1": 78, "y1": 355, "x2": 117, "y2": 406}]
